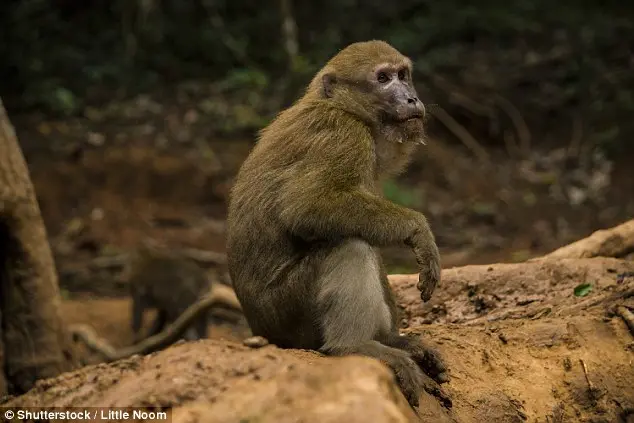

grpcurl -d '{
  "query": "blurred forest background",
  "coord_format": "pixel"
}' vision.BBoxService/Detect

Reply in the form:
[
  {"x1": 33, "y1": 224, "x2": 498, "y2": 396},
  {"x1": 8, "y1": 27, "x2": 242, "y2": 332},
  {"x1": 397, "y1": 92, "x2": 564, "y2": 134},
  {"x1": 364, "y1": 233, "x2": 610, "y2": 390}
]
[{"x1": 1, "y1": 0, "x2": 633, "y2": 297}]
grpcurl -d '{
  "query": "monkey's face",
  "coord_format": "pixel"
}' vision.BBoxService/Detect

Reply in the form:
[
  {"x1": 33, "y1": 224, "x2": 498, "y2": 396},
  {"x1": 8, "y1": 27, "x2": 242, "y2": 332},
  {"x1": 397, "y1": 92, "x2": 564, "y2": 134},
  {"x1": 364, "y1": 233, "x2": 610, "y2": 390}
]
[
  {"x1": 370, "y1": 63, "x2": 425, "y2": 125},
  {"x1": 318, "y1": 41, "x2": 425, "y2": 131}
]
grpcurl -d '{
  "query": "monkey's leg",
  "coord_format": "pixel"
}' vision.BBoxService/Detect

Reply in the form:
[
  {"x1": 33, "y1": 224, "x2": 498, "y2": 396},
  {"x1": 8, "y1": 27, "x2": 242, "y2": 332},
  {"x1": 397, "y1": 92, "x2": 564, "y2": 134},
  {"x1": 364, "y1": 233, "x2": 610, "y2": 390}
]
[
  {"x1": 131, "y1": 298, "x2": 146, "y2": 343},
  {"x1": 146, "y1": 310, "x2": 168, "y2": 338},
  {"x1": 316, "y1": 240, "x2": 448, "y2": 408},
  {"x1": 375, "y1": 260, "x2": 449, "y2": 385},
  {"x1": 183, "y1": 328, "x2": 199, "y2": 341},
  {"x1": 194, "y1": 315, "x2": 208, "y2": 340}
]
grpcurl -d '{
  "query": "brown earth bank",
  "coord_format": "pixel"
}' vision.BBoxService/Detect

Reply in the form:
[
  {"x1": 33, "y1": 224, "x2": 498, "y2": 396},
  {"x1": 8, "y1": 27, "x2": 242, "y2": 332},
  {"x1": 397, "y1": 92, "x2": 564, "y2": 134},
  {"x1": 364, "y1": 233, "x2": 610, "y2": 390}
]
[{"x1": 3, "y1": 256, "x2": 633, "y2": 423}]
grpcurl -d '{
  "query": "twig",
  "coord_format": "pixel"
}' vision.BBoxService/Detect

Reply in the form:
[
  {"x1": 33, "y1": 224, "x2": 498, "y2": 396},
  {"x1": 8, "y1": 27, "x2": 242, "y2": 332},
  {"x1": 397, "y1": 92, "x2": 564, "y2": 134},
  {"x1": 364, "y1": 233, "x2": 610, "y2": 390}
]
[
  {"x1": 430, "y1": 106, "x2": 490, "y2": 164},
  {"x1": 279, "y1": 0, "x2": 299, "y2": 71},
  {"x1": 579, "y1": 359, "x2": 603, "y2": 401},
  {"x1": 90, "y1": 254, "x2": 128, "y2": 270},
  {"x1": 616, "y1": 306, "x2": 634, "y2": 336},
  {"x1": 181, "y1": 247, "x2": 228, "y2": 266},
  {"x1": 494, "y1": 94, "x2": 531, "y2": 156},
  {"x1": 502, "y1": 129, "x2": 521, "y2": 160},
  {"x1": 579, "y1": 359, "x2": 594, "y2": 392}
]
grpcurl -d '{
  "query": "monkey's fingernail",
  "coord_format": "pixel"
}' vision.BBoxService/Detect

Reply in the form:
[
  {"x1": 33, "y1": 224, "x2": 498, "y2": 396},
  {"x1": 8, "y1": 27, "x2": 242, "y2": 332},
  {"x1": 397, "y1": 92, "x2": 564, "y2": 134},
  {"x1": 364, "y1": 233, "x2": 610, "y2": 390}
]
[{"x1": 437, "y1": 372, "x2": 449, "y2": 384}]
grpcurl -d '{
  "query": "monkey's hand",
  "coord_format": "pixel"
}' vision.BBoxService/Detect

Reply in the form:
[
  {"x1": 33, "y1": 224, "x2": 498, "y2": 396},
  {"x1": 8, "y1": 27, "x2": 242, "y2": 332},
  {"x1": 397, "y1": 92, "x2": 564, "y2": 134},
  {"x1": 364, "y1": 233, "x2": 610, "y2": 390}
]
[{"x1": 406, "y1": 228, "x2": 441, "y2": 302}]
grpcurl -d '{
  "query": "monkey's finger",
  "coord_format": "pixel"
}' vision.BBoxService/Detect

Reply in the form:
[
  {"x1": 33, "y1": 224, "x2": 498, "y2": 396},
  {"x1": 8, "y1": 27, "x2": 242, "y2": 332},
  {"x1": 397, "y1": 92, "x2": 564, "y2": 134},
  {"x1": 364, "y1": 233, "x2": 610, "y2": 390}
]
[
  {"x1": 418, "y1": 278, "x2": 436, "y2": 302},
  {"x1": 410, "y1": 340, "x2": 448, "y2": 382},
  {"x1": 420, "y1": 290, "x2": 433, "y2": 302},
  {"x1": 436, "y1": 372, "x2": 449, "y2": 384},
  {"x1": 420, "y1": 374, "x2": 453, "y2": 409}
]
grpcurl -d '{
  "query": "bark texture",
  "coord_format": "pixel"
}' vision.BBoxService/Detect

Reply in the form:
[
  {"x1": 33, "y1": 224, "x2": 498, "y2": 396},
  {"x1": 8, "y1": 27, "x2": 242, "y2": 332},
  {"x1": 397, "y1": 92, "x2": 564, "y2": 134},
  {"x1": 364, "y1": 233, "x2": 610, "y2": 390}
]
[{"x1": 0, "y1": 98, "x2": 74, "y2": 395}]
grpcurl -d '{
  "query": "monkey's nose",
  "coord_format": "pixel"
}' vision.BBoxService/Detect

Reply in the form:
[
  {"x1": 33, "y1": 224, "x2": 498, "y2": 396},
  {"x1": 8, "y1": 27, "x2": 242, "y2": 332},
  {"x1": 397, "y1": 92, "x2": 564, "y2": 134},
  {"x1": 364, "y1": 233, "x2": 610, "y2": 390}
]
[{"x1": 406, "y1": 98, "x2": 425, "y2": 119}]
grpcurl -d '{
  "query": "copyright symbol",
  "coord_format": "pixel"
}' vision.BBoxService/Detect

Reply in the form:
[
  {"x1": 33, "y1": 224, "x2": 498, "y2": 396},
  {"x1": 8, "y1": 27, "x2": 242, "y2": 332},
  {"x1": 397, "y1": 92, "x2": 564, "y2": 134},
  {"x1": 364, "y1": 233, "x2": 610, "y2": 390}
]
[{"x1": 4, "y1": 410, "x2": 14, "y2": 419}]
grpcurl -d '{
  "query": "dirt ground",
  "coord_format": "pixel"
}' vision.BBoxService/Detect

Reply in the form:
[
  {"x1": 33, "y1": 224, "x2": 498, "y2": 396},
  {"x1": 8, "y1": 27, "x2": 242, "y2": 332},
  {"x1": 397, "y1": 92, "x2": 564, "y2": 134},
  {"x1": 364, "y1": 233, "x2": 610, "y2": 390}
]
[{"x1": 4, "y1": 255, "x2": 633, "y2": 422}]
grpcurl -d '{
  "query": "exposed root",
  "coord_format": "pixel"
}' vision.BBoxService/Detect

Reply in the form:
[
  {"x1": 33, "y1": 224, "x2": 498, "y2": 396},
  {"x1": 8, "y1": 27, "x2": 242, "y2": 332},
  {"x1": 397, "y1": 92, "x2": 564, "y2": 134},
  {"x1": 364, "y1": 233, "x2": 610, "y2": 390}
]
[
  {"x1": 70, "y1": 284, "x2": 241, "y2": 362},
  {"x1": 533, "y1": 219, "x2": 634, "y2": 260},
  {"x1": 616, "y1": 306, "x2": 634, "y2": 336}
]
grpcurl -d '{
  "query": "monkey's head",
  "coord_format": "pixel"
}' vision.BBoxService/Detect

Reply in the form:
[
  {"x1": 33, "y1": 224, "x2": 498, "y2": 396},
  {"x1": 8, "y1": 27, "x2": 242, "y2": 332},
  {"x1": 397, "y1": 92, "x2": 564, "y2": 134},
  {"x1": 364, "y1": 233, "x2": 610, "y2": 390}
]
[{"x1": 308, "y1": 40, "x2": 425, "y2": 137}]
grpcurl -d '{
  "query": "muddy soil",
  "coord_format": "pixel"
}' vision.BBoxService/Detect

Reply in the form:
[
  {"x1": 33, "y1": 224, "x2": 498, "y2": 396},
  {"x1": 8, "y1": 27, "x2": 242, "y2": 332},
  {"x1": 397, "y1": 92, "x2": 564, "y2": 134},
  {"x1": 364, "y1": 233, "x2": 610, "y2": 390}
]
[{"x1": 5, "y1": 257, "x2": 633, "y2": 422}]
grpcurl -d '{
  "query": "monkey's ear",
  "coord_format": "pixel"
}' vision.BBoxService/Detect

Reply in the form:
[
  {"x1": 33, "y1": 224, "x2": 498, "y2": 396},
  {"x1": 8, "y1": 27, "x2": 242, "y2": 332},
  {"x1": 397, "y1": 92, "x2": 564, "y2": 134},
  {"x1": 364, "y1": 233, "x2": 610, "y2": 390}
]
[{"x1": 322, "y1": 73, "x2": 337, "y2": 98}]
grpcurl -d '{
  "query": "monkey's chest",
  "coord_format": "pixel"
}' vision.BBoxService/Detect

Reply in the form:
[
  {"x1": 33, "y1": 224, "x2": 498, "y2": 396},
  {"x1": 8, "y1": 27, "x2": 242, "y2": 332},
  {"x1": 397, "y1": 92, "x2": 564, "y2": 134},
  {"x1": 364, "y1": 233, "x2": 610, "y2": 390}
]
[{"x1": 374, "y1": 141, "x2": 416, "y2": 177}]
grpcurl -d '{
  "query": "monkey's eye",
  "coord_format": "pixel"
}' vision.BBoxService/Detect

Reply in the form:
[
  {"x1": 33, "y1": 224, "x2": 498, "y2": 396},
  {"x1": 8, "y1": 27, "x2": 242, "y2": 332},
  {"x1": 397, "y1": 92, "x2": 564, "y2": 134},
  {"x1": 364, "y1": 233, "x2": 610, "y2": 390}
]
[
  {"x1": 377, "y1": 72, "x2": 389, "y2": 83},
  {"x1": 398, "y1": 69, "x2": 407, "y2": 80}
]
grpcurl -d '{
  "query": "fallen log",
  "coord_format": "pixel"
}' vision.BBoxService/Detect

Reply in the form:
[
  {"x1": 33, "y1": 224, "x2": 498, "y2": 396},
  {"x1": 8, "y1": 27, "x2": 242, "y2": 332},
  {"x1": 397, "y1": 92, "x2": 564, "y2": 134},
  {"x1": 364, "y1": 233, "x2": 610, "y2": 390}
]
[{"x1": 533, "y1": 218, "x2": 634, "y2": 260}]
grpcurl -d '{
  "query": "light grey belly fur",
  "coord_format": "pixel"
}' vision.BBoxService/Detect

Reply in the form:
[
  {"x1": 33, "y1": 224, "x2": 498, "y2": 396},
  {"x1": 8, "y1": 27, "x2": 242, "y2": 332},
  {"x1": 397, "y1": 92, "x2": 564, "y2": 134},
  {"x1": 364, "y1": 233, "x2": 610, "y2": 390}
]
[{"x1": 317, "y1": 239, "x2": 393, "y2": 350}]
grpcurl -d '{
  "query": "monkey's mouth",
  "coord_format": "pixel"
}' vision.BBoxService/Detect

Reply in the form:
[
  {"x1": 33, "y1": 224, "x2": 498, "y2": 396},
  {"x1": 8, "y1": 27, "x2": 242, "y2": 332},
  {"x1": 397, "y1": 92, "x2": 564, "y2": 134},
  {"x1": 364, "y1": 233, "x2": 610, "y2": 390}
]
[{"x1": 396, "y1": 113, "x2": 423, "y2": 123}]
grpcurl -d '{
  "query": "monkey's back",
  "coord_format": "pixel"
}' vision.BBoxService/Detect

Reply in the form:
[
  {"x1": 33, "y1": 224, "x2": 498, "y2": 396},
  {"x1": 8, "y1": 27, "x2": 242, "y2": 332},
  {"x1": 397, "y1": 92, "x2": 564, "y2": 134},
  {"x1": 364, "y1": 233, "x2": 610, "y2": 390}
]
[
  {"x1": 129, "y1": 255, "x2": 210, "y2": 318},
  {"x1": 227, "y1": 104, "x2": 352, "y2": 348}
]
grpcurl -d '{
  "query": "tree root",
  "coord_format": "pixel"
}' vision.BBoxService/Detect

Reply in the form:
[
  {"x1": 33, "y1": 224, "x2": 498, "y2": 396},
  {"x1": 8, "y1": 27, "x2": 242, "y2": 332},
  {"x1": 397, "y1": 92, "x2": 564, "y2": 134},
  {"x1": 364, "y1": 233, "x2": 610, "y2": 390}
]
[
  {"x1": 616, "y1": 306, "x2": 634, "y2": 336},
  {"x1": 533, "y1": 219, "x2": 634, "y2": 260},
  {"x1": 70, "y1": 284, "x2": 241, "y2": 362}
]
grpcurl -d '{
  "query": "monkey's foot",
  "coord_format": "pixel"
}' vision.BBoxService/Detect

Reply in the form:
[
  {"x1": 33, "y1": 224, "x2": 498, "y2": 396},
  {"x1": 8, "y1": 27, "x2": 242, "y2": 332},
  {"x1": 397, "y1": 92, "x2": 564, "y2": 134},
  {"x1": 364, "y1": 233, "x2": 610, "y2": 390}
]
[
  {"x1": 388, "y1": 334, "x2": 449, "y2": 384},
  {"x1": 393, "y1": 356, "x2": 452, "y2": 410},
  {"x1": 418, "y1": 371, "x2": 452, "y2": 410},
  {"x1": 408, "y1": 339, "x2": 448, "y2": 384}
]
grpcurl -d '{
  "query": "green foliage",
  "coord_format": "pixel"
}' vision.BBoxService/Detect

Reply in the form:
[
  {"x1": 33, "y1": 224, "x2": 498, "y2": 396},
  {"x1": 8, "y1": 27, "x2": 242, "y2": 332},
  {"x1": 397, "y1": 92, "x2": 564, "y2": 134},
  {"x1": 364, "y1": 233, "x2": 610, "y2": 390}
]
[
  {"x1": 0, "y1": 0, "x2": 632, "y2": 147},
  {"x1": 223, "y1": 69, "x2": 269, "y2": 91},
  {"x1": 573, "y1": 283, "x2": 593, "y2": 297},
  {"x1": 47, "y1": 87, "x2": 79, "y2": 116},
  {"x1": 382, "y1": 180, "x2": 422, "y2": 208}
]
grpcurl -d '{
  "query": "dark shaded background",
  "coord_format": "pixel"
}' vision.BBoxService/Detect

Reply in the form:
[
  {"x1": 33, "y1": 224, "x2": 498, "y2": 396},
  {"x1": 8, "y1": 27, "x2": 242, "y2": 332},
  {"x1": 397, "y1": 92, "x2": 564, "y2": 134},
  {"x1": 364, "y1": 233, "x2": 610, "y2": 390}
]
[{"x1": 0, "y1": 0, "x2": 633, "y2": 296}]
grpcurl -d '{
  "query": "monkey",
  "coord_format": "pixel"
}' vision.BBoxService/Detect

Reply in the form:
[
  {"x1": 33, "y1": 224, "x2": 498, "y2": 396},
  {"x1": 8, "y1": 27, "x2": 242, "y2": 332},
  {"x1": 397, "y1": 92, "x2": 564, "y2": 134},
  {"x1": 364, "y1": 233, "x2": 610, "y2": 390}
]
[
  {"x1": 226, "y1": 40, "x2": 449, "y2": 409},
  {"x1": 127, "y1": 248, "x2": 213, "y2": 343}
]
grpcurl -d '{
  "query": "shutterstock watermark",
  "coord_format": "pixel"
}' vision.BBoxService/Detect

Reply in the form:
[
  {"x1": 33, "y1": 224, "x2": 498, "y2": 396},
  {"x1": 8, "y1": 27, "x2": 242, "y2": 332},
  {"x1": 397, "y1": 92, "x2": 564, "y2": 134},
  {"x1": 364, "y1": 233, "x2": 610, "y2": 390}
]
[{"x1": 1, "y1": 407, "x2": 170, "y2": 422}]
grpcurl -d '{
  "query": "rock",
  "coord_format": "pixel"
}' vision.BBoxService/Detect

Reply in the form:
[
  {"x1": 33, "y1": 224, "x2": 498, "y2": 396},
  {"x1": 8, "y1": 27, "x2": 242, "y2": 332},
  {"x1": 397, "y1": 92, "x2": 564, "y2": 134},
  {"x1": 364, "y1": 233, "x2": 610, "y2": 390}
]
[
  {"x1": 6, "y1": 341, "x2": 423, "y2": 423},
  {"x1": 172, "y1": 354, "x2": 421, "y2": 423}
]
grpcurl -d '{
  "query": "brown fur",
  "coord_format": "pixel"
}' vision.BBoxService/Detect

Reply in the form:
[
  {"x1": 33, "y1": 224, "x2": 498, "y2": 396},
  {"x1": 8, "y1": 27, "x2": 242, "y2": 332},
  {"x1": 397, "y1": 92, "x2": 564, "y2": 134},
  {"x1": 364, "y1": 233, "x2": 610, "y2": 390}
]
[
  {"x1": 227, "y1": 40, "x2": 447, "y2": 409},
  {"x1": 128, "y1": 248, "x2": 212, "y2": 342}
]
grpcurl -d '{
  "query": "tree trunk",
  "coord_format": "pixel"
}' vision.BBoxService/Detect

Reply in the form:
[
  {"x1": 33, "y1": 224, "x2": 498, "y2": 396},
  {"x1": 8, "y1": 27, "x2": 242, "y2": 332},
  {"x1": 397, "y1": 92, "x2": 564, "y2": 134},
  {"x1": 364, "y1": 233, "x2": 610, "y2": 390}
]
[{"x1": 0, "y1": 98, "x2": 75, "y2": 395}]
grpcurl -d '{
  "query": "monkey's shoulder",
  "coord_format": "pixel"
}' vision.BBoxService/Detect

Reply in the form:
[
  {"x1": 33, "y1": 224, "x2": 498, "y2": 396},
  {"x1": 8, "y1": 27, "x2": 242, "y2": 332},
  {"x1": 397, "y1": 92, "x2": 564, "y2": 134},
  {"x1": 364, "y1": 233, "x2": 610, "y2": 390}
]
[{"x1": 264, "y1": 102, "x2": 371, "y2": 140}]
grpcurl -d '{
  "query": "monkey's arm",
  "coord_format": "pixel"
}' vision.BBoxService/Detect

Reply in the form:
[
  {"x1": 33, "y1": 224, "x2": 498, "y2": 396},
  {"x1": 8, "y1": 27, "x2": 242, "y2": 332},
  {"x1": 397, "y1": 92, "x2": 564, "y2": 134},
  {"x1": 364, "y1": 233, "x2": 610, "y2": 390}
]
[
  {"x1": 280, "y1": 185, "x2": 431, "y2": 248},
  {"x1": 279, "y1": 121, "x2": 435, "y2": 249},
  {"x1": 278, "y1": 129, "x2": 440, "y2": 300}
]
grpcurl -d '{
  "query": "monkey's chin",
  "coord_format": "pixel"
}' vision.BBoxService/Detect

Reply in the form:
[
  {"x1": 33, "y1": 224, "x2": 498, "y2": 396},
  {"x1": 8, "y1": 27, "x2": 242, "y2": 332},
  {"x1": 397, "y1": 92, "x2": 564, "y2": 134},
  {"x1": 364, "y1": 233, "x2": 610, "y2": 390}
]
[{"x1": 400, "y1": 118, "x2": 427, "y2": 145}]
